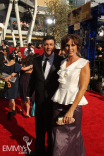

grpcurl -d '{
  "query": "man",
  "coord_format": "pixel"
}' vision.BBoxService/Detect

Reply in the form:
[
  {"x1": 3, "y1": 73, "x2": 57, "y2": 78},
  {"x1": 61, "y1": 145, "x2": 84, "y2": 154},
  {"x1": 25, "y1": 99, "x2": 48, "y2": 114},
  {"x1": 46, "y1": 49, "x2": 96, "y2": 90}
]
[
  {"x1": 26, "y1": 36, "x2": 63, "y2": 156},
  {"x1": 24, "y1": 43, "x2": 35, "y2": 56},
  {"x1": 97, "y1": 45, "x2": 103, "y2": 58},
  {"x1": 15, "y1": 51, "x2": 23, "y2": 64}
]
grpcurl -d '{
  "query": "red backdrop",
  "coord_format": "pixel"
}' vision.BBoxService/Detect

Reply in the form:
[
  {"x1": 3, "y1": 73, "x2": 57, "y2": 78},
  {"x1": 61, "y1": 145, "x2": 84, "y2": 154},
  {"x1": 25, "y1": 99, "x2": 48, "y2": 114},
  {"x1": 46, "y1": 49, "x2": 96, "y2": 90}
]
[{"x1": 8, "y1": 47, "x2": 59, "y2": 58}]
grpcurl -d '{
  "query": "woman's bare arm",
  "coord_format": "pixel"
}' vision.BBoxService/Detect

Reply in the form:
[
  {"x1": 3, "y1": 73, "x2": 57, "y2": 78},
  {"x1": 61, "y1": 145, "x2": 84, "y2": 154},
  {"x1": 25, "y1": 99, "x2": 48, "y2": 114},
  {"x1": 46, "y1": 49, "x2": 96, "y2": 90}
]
[{"x1": 21, "y1": 65, "x2": 33, "y2": 71}]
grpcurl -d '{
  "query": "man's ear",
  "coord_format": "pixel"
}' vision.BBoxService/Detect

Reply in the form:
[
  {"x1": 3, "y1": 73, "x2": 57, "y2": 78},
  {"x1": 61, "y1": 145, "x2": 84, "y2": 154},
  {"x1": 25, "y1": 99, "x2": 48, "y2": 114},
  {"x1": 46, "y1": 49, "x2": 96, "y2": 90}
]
[{"x1": 54, "y1": 44, "x2": 56, "y2": 49}]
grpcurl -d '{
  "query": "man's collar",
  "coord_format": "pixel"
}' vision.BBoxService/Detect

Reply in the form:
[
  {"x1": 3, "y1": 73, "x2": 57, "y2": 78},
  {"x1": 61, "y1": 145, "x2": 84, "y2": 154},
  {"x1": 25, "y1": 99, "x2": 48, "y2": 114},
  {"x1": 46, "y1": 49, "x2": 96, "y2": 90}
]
[{"x1": 43, "y1": 52, "x2": 54, "y2": 60}]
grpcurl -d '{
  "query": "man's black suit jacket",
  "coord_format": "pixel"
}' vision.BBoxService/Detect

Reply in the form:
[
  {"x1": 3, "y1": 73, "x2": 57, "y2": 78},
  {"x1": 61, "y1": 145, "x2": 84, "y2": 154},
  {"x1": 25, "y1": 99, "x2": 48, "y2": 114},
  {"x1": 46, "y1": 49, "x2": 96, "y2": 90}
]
[
  {"x1": 27, "y1": 53, "x2": 63, "y2": 111},
  {"x1": 15, "y1": 57, "x2": 24, "y2": 64}
]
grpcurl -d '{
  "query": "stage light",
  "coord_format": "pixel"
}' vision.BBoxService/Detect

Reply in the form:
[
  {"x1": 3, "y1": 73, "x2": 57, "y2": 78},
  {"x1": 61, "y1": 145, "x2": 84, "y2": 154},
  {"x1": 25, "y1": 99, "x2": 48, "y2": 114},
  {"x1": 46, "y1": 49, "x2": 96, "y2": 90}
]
[
  {"x1": 43, "y1": 17, "x2": 55, "y2": 26},
  {"x1": 46, "y1": 18, "x2": 53, "y2": 25}
]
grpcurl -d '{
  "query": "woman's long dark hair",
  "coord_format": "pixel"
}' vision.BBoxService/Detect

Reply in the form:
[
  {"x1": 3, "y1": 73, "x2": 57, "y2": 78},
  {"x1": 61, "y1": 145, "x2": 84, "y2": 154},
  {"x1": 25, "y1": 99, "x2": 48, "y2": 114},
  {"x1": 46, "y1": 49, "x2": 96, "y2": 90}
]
[{"x1": 22, "y1": 54, "x2": 33, "y2": 67}]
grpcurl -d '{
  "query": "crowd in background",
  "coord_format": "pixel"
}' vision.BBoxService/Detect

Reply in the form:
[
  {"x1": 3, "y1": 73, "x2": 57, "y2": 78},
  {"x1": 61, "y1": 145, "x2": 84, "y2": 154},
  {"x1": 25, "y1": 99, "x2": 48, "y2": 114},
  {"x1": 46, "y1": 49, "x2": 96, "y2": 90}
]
[
  {"x1": 0, "y1": 40, "x2": 41, "y2": 118},
  {"x1": 8, "y1": 19, "x2": 43, "y2": 32}
]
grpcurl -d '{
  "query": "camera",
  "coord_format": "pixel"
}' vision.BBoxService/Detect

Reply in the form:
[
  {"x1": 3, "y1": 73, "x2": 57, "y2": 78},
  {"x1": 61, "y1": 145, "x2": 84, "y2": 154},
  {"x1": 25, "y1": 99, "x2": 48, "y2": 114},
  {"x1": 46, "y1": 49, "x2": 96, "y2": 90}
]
[{"x1": 28, "y1": 47, "x2": 31, "y2": 53}]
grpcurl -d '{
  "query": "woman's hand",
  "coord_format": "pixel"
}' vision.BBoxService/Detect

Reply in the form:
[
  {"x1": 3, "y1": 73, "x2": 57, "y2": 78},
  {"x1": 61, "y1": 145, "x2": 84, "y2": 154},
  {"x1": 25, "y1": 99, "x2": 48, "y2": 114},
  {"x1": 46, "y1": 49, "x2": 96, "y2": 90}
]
[
  {"x1": 3, "y1": 76, "x2": 10, "y2": 83},
  {"x1": 63, "y1": 109, "x2": 74, "y2": 124}
]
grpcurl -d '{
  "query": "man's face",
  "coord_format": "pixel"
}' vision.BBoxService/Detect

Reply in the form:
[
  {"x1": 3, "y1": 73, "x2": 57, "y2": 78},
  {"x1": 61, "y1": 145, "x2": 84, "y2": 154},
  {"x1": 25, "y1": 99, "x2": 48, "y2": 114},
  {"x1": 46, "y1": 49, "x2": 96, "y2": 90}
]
[
  {"x1": 18, "y1": 52, "x2": 21, "y2": 57},
  {"x1": 43, "y1": 40, "x2": 56, "y2": 57}
]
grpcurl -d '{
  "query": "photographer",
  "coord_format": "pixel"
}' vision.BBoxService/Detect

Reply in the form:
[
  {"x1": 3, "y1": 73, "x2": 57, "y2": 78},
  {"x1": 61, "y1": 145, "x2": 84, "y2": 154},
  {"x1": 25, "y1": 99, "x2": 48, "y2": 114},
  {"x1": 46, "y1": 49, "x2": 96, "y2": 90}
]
[{"x1": 24, "y1": 43, "x2": 35, "y2": 56}]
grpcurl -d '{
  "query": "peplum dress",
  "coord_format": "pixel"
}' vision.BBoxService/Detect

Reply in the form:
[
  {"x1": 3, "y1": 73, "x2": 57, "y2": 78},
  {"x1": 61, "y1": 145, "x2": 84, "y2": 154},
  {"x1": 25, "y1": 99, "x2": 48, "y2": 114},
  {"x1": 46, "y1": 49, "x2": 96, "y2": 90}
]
[{"x1": 51, "y1": 58, "x2": 89, "y2": 156}]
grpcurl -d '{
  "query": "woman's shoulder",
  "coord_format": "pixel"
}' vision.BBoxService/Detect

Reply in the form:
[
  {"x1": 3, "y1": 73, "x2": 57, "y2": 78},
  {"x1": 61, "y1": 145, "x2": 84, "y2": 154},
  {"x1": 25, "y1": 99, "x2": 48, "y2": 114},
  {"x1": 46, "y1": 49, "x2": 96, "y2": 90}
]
[
  {"x1": 77, "y1": 58, "x2": 89, "y2": 68},
  {"x1": 79, "y1": 58, "x2": 89, "y2": 63}
]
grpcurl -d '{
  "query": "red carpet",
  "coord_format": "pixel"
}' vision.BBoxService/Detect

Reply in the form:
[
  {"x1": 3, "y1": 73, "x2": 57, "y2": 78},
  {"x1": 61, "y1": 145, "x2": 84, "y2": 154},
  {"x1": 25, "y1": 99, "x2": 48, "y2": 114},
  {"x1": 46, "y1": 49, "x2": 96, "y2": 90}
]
[{"x1": 0, "y1": 91, "x2": 104, "y2": 156}]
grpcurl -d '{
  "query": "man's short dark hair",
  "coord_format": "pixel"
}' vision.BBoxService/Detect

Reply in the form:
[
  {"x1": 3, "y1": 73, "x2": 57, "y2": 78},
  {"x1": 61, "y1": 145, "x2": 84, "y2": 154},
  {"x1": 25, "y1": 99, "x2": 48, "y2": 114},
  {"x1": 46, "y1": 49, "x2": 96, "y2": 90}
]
[
  {"x1": 43, "y1": 35, "x2": 56, "y2": 44},
  {"x1": 28, "y1": 43, "x2": 32, "y2": 47},
  {"x1": 18, "y1": 50, "x2": 22, "y2": 53}
]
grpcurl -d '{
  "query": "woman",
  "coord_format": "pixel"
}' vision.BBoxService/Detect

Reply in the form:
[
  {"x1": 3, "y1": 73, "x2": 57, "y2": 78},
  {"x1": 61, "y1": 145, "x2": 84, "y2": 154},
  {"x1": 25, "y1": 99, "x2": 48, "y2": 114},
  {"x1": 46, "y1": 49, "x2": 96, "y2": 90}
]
[
  {"x1": 2, "y1": 53, "x2": 33, "y2": 120},
  {"x1": 51, "y1": 34, "x2": 90, "y2": 156},
  {"x1": 19, "y1": 54, "x2": 35, "y2": 118},
  {"x1": 1, "y1": 40, "x2": 10, "y2": 54}
]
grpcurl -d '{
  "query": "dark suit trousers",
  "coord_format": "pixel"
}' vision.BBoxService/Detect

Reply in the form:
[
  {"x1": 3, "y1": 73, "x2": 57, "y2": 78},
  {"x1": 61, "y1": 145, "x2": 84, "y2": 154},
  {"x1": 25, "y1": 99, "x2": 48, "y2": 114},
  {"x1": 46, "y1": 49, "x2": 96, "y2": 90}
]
[{"x1": 35, "y1": 99, "x2": 53, "y2": 156}]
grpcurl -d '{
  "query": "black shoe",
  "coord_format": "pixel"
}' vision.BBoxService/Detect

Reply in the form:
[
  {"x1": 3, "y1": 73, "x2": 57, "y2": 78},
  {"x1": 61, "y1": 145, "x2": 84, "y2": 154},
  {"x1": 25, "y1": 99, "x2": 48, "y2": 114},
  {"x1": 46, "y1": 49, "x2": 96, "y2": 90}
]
[
  {"x1": 12, "y1": 109, "x2": 16, "y2": 116},
  {"x1": 7, "y1": 112, "x2": 12, "y2": 120}
]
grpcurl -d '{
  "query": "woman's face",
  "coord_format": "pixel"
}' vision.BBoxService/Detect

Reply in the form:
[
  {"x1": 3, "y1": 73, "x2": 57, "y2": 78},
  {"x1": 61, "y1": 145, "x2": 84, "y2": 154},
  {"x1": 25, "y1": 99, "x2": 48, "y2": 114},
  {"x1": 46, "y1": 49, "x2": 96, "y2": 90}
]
[
  {"x1": 1, "y1": 41, "x2": 4, "y2": 46},
  {"x1": 65, "y1": 39, "x2": 77, "y2": 57}
]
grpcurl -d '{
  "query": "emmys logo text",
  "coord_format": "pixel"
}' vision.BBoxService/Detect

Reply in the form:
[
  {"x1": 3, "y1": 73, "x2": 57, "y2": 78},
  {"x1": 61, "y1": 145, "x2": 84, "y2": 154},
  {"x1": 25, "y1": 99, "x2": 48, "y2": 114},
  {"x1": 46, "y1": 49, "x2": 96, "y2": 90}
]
[{"x1": 2, "y1": 136, "x2": 32, "y2": 154}]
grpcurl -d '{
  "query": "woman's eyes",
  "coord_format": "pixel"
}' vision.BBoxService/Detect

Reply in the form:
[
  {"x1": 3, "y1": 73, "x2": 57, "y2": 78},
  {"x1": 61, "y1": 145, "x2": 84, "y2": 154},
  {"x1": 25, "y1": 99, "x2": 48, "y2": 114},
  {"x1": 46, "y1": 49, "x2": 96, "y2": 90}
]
[{"x1": 66, "y1": 44, "x2": 75, "y2": 47}]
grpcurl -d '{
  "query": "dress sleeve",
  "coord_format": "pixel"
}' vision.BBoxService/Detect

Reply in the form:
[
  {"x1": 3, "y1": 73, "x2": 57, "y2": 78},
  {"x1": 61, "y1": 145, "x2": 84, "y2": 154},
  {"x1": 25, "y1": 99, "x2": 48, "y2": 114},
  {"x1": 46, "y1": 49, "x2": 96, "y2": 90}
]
[
  {"x1": 76, "y1": 58, "x2": 89, "y2": 69},
  {"x1": 14, "y1": 63, "x2": 22, "y2": 73}
]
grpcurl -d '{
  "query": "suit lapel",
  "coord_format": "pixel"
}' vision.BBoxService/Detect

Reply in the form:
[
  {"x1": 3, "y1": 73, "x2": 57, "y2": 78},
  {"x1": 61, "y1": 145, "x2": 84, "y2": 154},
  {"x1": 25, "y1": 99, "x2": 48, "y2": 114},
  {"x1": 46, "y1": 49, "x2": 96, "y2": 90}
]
[{"x1": 37, "y1": 54, "x2": 45, "y2": 80}]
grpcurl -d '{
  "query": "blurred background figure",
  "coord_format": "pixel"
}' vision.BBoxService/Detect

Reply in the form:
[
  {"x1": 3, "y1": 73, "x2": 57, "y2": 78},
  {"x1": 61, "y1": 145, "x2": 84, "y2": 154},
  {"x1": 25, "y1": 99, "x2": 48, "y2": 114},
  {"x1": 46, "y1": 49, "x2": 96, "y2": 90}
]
[
  {"x1": 15, "y1": 51, "x2": 24, "y2": 64},
  {"x1": 3, "y1": 49, "x2": 9, "y2": 64},
  {"x1": 1, "y1": 40, "x2": 10, "y2": 54},
  {"x1": 36, "y1": 42, "x2": 43, "y2": 49},
  {"x1": 19, "y1": 54, "x2": 35, "y2": 118},
  {"x1": 58, "y1": 49, "x2": 67, "y2": 58},
  {"x1": 0, "y1": 47, "x2": 4, "y2": 73},
  {"x1": 11, "y1": 45, "x2": 20, "y2": 59},
  {"x1": 24, "y1": 43, "x2": 35, "y2": 56},
  {"x1": 96, "y1": 45, "x2": 104, "y2": 58},
  {"x1": 1, "y1": 53, "x2": 33, "y2": 120}
]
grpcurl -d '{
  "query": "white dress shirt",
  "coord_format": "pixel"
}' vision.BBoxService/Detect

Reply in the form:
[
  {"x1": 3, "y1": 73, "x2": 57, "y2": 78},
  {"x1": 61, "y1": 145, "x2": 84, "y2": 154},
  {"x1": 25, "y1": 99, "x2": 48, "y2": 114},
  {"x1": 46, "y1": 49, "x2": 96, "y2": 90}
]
[{"x1": 42, "y1": 52, "x2": 54, "y2": 79}]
